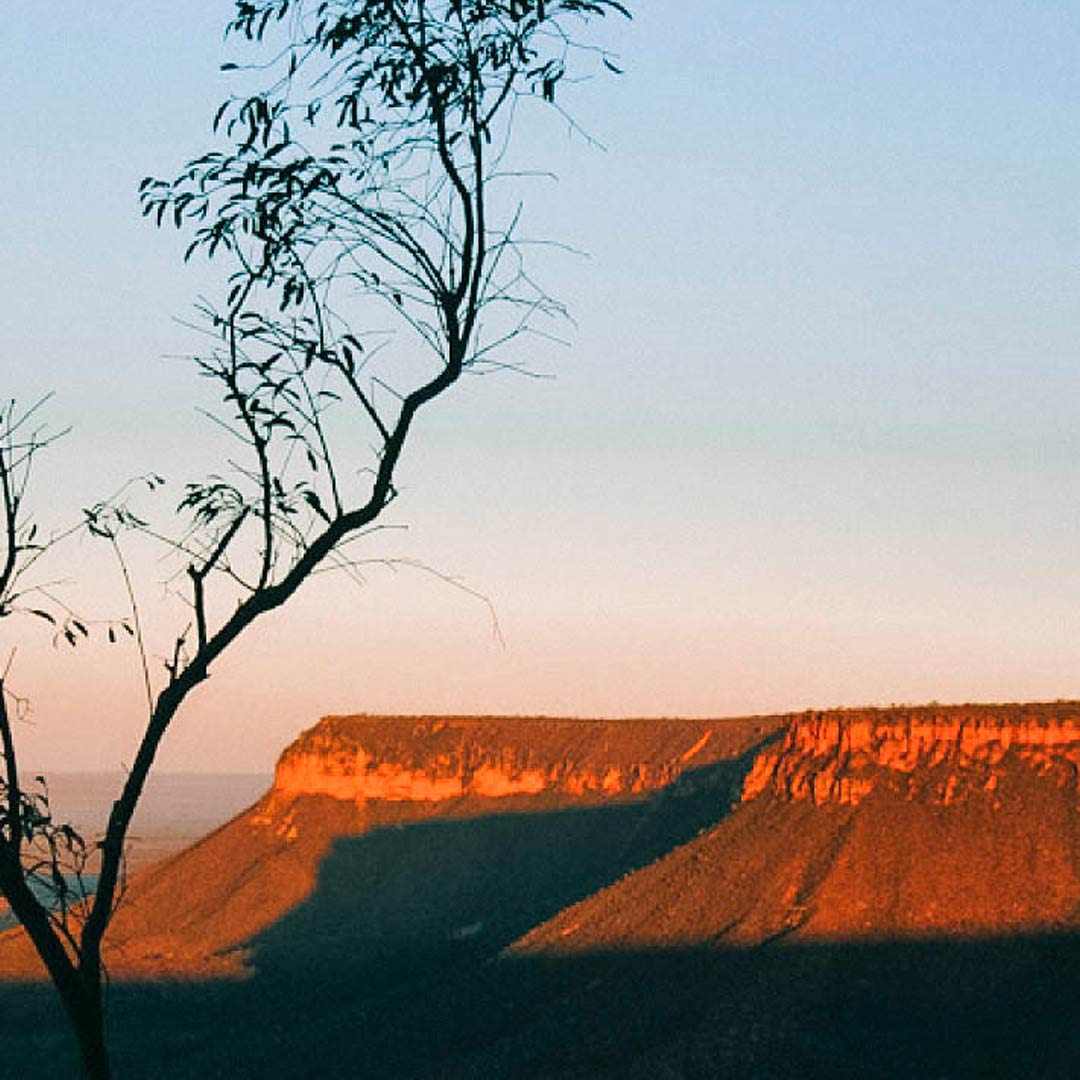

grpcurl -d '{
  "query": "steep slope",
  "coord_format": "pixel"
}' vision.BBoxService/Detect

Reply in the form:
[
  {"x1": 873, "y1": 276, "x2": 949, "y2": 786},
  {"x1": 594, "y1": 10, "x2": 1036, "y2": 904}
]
[{"x1": 512, "y1": 702, "x2": 1080, "y2": 955}]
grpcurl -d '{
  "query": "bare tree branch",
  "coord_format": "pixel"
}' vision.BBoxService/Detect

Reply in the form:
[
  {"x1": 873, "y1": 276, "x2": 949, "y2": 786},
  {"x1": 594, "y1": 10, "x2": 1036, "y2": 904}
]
[{"x1": 3, "y1": 4, "x2": 629, "y2": 1076}]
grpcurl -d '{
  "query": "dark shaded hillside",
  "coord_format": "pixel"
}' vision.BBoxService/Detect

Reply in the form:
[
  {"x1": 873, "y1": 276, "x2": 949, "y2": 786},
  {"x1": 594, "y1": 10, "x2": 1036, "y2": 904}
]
[{"x1": 249, "y1": 754, "x2": 760, "y2": 985}]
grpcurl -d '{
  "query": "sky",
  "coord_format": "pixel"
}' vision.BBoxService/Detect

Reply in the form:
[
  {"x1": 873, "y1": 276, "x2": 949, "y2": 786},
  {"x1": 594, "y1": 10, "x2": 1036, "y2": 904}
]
[{"x1": 3, "y1": 2, "x2": 1080, "y2": 773}]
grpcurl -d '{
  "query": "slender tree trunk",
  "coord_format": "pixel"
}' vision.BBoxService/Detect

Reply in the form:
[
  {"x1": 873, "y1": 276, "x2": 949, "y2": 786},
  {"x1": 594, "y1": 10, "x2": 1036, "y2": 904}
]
[
  {"x1": 0, "y1": 855, "x2": 111, "y2": 1078},
  {"x1": 65, "y1": 974, "x2": 111, "y2": 1080},
  {"x1": 37, "y1": 944, "x2": 111, "y2": 1079},
  {"x1": 21, "y1": 936, "x2": 111, "y2": 1079},
  {"x1": 62, "y1": 934, "x2": 111, "y2": 1079},
  {"x1": 46, "y1": 932, "x2": 112, "y2": 1078}
]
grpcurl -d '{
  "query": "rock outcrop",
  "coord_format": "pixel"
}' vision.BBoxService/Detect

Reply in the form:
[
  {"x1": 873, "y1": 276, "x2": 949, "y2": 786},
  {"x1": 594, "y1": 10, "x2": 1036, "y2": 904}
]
[
  {"x1": 269, "y1": 713, "x2": 777, "y2": 808},
  {"x1": 741, "y1": 702, "x2": 1080, "y2": 806}
]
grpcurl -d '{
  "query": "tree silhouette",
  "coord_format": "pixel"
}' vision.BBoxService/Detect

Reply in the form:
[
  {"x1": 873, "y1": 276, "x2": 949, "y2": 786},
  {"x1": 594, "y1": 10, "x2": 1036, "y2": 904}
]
[{"x1": 0, "y1": 2, "x2": 628, "y2": 1076}]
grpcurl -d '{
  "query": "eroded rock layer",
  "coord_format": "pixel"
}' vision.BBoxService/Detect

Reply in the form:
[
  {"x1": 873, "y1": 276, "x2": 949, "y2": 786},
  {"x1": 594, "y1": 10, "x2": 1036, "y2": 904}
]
[
  {"x1": 271, "y1": 713, "x2": 777, "y2": 806},
  {"x1": 741, "y1": 702, "x2": 1080, "y2": 806}
]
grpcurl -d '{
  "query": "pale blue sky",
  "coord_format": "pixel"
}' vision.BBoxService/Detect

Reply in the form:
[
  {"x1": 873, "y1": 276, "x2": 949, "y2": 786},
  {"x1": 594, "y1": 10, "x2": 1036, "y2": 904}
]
[{"x1": 4, "y1": 3, "x2": 1080, "y2": 772}]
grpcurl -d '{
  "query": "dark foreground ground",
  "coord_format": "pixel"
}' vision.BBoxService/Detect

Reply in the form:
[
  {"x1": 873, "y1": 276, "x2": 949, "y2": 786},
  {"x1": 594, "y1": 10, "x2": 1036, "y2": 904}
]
[{"x1": 4, "y1": 932, "x2": 1080, "y2": 1079}]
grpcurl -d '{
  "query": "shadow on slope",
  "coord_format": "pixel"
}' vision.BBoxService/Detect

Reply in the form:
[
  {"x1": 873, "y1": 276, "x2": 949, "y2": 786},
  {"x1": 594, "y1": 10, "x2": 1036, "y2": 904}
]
[{"x1": 246, "y1": 748, "x2": 762, "y2": 985}]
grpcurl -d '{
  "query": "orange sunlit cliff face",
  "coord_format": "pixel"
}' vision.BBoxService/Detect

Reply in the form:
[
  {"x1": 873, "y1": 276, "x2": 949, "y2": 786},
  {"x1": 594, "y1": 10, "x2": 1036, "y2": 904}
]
[
  {"x1": 272, "y1": 715, "x2": 772, "y2": 803},
  {"x1": 741, "y1": 704, "x2": 1080, "y2": 805}
]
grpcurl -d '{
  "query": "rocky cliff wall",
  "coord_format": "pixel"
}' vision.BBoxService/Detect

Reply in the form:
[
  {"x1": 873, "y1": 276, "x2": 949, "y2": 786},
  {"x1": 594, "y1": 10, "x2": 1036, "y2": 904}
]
[
  {"x1": 741, "y1": 702, "x2": 1080, "y2": 806},
  {"x1": 271, "y1": 714, "x2": 781, "y2": 806}
]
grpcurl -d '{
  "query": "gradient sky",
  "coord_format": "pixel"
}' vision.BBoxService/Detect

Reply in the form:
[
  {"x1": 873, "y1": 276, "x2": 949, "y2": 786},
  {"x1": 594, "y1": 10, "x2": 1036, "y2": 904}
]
[{"x1": 4, "y1": 2, "x2": 1080, "y2": 773}]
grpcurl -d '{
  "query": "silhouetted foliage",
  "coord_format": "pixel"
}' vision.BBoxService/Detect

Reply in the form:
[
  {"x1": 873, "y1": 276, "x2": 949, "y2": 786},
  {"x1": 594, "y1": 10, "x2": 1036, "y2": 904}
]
[{"x1": 0, "y1": 2, "x2": 627, "y2": 1077}]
